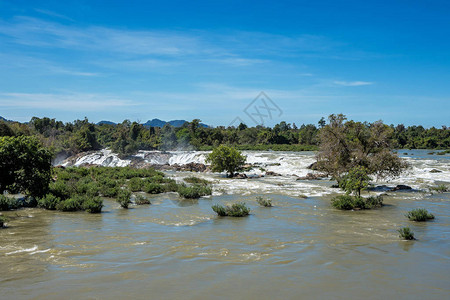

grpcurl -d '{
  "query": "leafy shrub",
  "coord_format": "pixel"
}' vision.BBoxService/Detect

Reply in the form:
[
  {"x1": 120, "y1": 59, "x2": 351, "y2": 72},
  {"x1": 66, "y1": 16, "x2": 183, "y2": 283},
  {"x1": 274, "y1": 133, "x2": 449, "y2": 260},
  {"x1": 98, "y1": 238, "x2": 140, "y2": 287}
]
[
  {"x1": 331, "y1": 195, "x2": 358, "y2": 210},
  {"x1": 398, "y1": 227, "x2": 415, "y2": 240},
  {"x1": 256, "y1": 196, "x2": 272, "y2": 207},
  {"x1": 0, "y1": 195, "x2": 20, "y2": 211},
  {"x1": 145, "y1": 175, "x2": 165, "y2": 184},
  {"x1": 56, "y1": 196, "x2": 83, "y2": 211},
  {"x1": 365, "y1": 195, "x2": 384, "y2": 208},
  {"x1": 0, "y1": 215, "x2": 7, "y2": 227},
  {"x1": 134, "y1": 194, "x2": 151, "y2": 205},
  {"x1": 128, "y1": 177, "x2": 143, "y2": 192},
  {"x1": 177, "y1": 184, "x2": 212, "y2": 199},
  {"x1": 212, "y1": 202, "x2": 250, "y2": 217},
  {"x1": 143, "y1": 182, "x2": 165, "y2": 194},
  {"x1": 406, "y1": 208, "x2": 435, "y2": 222},
  {"x1": 102, "y1": 186, "x2": 119, "y2": 198},
  {"x1": 49, "y1": 181, "x2": 72, "y2": 200},
  {"x1": 164, "y1": 182, "x2": 179, "y2": 192},
  {"x1": 183, "y1": 176, "x2": 210, "y2": 185},
  {"x1": 82, "y1": 197, "x2": 103, "y2": 213},
  {"x1": 331, "y1": 194, "x2": 383, "y2": 210},
  {"x1": 429, "y1": 184, "x2": 448, "y2": 193},
  {"x1": 38, "y1": 194, "x2": 61, "y2": 210},
  {"x1": 117, "y1": 189, "x2": 132, "y2": 208}
]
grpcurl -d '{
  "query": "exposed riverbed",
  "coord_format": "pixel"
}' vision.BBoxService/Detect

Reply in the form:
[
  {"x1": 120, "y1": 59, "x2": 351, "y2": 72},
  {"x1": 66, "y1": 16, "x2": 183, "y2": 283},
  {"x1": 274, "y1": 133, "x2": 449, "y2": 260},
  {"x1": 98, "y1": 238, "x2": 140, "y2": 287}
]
[{"x1": 1, "y1": 150, "x2": 449, "y2": 299}]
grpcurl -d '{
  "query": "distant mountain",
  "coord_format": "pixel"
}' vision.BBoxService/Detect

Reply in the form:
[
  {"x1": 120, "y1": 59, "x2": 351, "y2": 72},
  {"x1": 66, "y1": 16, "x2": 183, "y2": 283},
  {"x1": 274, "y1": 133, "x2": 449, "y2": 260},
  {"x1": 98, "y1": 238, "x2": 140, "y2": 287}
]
[
  {"x1": 0, "y1": 116, "x2": 12, "y2": 122},
  {"x1": 143, "y1": 119, "x2": 208, "y2": 128},
  {"x1": 97, "y1": 120, "x2": 117, "y2": 125}
]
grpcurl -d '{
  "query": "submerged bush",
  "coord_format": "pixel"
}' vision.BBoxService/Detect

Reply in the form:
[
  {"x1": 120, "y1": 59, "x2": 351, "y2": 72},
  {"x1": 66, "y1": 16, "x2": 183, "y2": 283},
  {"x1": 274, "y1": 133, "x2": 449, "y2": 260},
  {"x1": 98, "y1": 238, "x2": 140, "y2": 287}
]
[
  {"x1": 38, "y1": 194, "x2": 61, "y2": 210},
  {"x1": 164, "y1": 181, "x2": 179, "y2": 192},
  {"x1": 134, "y1": 194, "x2": 151, "y2": 205},
  {"x1": 212, "y1": 202, "x2": 250, "y2": 217},
  {"x1": 177, "y1": 184, "x2": 212, "y2": 199},
  {"x1": 429, "y1": 184, "x2": 448, "y2": 193},
  {"x1": 365, "y1": 195, "x2": 384, "y2": 208},
  {"x1": 102, "y1": 186, "x2": 119, "y2": 198},
  {"x1": 406, "y1": 208, "x2": 435, "y2": 222},
  {"x1": 0, "y1": 195, "x2": 20, "y2": 211},
  {"x1": 331, "y1": 194, "x2": 384, "y2": 210},
  {"x1": 331, "y1": 195, "x2": 358, "y2": 210},
  {"x1": 183, "y1": 176, "x2": 210, "y2": 185},
  {"x1": 128, "y1": 177, "x2": 143, "y2": 192},
  {"x1": 82, "y1": 197, "x2": 103, "y2": 213},
  {"x1": 143, "y1": 182, "x2": 165, "y2": 194},
  {"x1": 56, "y1": 196, "x2": 83, "y2": 212},
  {"x1": 256, "y1": 196, "x2": 272, "y2": 207},
  {"x1": 398, "y1": 227, "x2": 415, "y2": 240},
  {"x1": 117, "y1": 189, "x2": 132, "y2": 209},
  {"x1": 0, "y1": 215, "x2": 7, "y2": 227}
]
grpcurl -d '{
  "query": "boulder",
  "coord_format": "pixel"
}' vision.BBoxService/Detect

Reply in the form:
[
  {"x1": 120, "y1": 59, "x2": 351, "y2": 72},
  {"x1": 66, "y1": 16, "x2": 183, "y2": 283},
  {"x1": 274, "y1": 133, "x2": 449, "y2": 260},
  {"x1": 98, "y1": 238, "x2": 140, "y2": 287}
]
[
  {"x1": 307, "y1": 162, "x2": 319, "y2": 170},
  {"x1": 429, "y1": 169, "x2": 442, "y2": 173},
  {"x1": 390, "y1": 185, "x2": 412, "y2": 191},
  {"x1": 265, "y1": 171, "x2": 282, "y2": 176},
  {"x1": 296, "y1": 173, "x2": 327, "y2": 180},
  {"x1": 233, "y1": 173, "x2": 248, "y2": 179}
]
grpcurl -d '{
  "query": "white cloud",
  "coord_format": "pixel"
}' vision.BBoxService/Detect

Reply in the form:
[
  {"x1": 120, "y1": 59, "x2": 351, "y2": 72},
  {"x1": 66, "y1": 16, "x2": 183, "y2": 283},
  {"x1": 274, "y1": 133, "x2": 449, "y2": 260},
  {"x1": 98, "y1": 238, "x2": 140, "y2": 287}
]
[
  {"x1": 0, "y1": 93, "x2": 135, "y2": 111},
  {"x1": 333, "y1": 81, "x2": 374, "y2": 86}
]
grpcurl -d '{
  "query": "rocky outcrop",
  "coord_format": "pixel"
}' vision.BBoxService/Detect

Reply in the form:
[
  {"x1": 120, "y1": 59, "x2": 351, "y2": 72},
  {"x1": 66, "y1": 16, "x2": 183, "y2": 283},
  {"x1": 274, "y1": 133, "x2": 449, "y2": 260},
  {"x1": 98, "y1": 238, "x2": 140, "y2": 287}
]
[
  {"x1": 265, "y1": 171, "x2": 282, "y2": 176},
  {"x1": 429, "y1": 169, "x2": 442, "y2": 173},
  {"x1": 296, "y1": 173, "x2": 327, "y2": 180},
  {"x1": 390, "y1": 185, "x2": 412, "y2": 191},
  {"x1": 233, "y1": 173, "x2": 248, "y2": 179}
]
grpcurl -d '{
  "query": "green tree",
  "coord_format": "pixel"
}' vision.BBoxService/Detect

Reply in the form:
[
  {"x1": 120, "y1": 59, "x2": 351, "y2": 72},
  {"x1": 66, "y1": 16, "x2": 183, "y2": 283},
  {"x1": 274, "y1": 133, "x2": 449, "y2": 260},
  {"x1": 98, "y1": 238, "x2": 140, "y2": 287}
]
[
  {"x1": 316, "y1": 114, "x2": 408, "y2": 181},
  {"x1": 206, "y1": 145, "x2": 246, "y2": 177},
  {"x1": 0, "y1": 136, "x2": 53, "y2": 197},
  {"x1": 339, "y1": 166, "x2": 370, "y2": 197}
]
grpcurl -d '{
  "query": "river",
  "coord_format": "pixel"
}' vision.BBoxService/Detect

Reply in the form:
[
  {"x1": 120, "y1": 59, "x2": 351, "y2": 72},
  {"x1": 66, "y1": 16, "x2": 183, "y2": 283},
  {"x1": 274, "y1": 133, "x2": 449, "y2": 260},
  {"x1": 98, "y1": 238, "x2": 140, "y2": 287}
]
[{"x1": 1, "y1": 150, "x2": 449, "y2": 299}]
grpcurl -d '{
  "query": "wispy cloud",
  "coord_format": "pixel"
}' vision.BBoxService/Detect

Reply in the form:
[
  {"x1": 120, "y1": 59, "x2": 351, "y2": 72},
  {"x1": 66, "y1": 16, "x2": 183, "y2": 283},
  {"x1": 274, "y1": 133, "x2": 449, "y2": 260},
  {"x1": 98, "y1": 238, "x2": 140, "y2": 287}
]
[
  {"x1": 333, "y1": 80, "x2": 374, "y2": 86},
  {"x1": 34, "y1": 9, "x2": 74, "y2": 22},
  {"x1": 0, "y1": 92, "x2": 135, "y2": 111}
]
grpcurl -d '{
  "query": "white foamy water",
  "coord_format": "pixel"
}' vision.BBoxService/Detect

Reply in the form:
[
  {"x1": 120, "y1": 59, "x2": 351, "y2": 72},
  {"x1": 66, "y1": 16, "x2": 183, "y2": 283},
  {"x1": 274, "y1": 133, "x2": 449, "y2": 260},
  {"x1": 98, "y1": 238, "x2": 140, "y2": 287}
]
[{"x1": 59, "y1": 149, "x2": 450, "y2": 197}]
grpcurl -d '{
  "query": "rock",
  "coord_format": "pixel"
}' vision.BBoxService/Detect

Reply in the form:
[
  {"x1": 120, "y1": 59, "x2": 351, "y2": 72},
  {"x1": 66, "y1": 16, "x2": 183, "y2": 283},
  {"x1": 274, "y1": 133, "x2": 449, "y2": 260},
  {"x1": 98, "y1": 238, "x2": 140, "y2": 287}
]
[
  {"x1": 296, "y1": 173, "x2": 327, "y2": 180},
  {"x1": 265, "y1": 171, "x2": 282, "y2": 176},
  {"x1": 390, "y1": 185, "x2": 412, "y2": 191},
  {"x1": 429, "y1": 169, "x2": 442, "y2": 173},
  {"x1": 307, "y1": 162, "x2": 319, "y2": 170},
  {"x1": 233, "y1": 173, "x2": 248, "y2": 179}
]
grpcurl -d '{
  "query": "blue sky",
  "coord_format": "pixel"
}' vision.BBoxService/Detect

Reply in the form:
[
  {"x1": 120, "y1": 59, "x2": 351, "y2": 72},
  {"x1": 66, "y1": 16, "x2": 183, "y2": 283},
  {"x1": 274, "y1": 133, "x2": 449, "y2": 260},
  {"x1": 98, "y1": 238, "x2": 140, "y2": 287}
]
[{"x1": 0, "y1": 0, "x2": 449, "y2": 127}]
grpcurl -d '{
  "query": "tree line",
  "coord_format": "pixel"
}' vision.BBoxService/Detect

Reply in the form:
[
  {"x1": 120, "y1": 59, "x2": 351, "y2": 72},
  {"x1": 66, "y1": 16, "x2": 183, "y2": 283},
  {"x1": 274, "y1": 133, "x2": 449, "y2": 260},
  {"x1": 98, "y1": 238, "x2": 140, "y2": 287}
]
[{"x1": 0, "y1": 116, "x2": 448, "y2": 157}]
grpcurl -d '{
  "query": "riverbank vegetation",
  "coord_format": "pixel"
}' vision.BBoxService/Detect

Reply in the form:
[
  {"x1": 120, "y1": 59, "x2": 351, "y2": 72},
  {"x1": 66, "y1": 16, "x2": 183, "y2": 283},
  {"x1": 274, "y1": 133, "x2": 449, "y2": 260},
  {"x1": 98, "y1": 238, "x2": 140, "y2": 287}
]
[{"x1": 1, "y1": 115, "x2": 448, "y2": 158}]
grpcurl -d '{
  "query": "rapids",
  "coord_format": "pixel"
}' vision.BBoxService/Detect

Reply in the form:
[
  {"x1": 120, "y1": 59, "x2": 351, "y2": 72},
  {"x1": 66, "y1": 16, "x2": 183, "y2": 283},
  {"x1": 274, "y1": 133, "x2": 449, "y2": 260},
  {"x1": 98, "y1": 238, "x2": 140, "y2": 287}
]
[{"x1": 1, "y1": 149, "x2": 449, "y2": 299}]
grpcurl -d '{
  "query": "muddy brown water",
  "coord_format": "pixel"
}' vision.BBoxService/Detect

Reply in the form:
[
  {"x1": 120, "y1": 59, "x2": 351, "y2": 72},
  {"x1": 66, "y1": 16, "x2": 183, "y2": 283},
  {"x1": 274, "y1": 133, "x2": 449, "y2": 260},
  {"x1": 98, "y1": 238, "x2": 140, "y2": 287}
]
[{"x1": 1, "y1": 190, "x2": 449, "y2": 299}]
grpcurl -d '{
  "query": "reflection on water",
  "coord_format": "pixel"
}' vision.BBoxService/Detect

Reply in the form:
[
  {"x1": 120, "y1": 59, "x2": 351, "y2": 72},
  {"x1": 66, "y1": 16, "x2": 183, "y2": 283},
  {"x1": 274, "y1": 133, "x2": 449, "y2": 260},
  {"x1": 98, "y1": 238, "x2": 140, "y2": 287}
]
[{"x1": 1, "y1": 151, "x2": 449, "y2": 299}]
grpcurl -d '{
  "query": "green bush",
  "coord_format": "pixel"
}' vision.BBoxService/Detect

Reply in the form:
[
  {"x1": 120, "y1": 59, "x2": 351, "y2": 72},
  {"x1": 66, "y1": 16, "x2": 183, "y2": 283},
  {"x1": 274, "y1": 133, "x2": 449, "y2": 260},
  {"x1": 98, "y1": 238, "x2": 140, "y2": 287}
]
[
  {"x1": 398, "y1": 227, "x2": 415, "y2": 240},
  {"x1": 134, "y1": 194, "x2": 151, "y2": 205},
  {"x1": 256, "y1": 196, "x2": 272, "y2": 207},
  {"x1": 429, "y1": 184, "x2": 448, "y2": 193},
  {"x1": 0, "y1": 215, "x2": 7, "y2": 227},
  {"x1": 212, "y1": 202, "x2": 250, "y2": 217},
  {"x1": 117, "y1": 189, "x2": 132, "y2": 208},
  {"x1": 38, "y1": 194, "x2": 61, "y2": 210},
  {"x1": 406, "y1": 208, "x2": 435, "y2": 222},
  {"x1": 164, "y1": 181, "x2": 180, "y2": 192},
  {"x1": 56, "y1": 196, "x2": 83, "y2": 211},
  {"x1": 128, "y1": 177, "x2": 143, "y2": 192},
  {"x1": 49, "y1": 181, "x2": 72, "y2": 200},
  {"x1": 331, "y1": 194, "x2": 383, "y2": 210},
  {"x1": 331, "y1": 195, "x2": 358, "y2": 210},
  {"x1": 0, "y1": 195, "x2": 20, "y2": 211},
  {"x1": 183, "y1": 176, "x2": 210, "y2": 185},
  {"x1": 143, "y1": 182, "x2": 165, "y2": 194},
  {"x1": 82, "y1": 197, "x2": 103, "y2": 213},
  {"x1": 102, "y1": 186, "x2": 119, "y2": 198},
  {"x1": 365, "y1": 195, "x2": 384, "y2": 208},
  {"x1": 177, "y1": 184, "x2": 212, "y2": 199}
]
